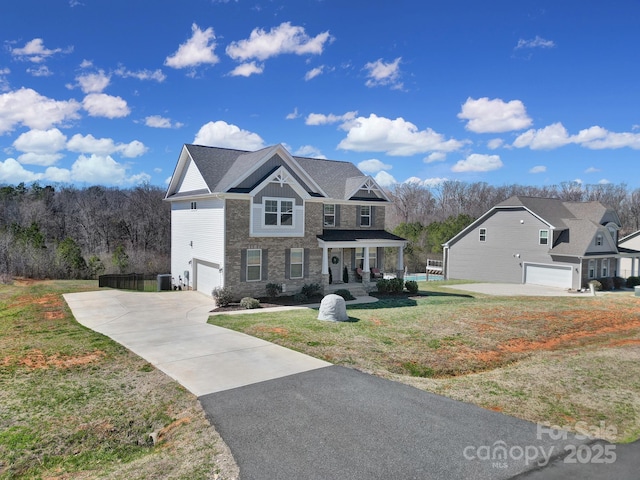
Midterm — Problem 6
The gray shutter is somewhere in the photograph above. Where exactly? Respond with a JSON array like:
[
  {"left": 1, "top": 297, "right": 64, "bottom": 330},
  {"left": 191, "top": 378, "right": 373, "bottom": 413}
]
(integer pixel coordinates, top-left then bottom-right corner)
[
  {"left": 370, "top": 206, "right": 376, "bottom": 228},
  {"left": 335, "top": 205, "right": 341, "bottom": 227},
  {"left": 356, "top": 206, "right": 361, "bottom": 227},
  {"left": 284, "top": 249, "right": 290, "bottom": 280},
  {"left": 304, "top": 248, "right": 310, "bottom": 278},
  {"left": 240, "top": 249, "right": 247, "bottom": 282},
  {"left": 377, "top": 247, "right": 384, "bottom": 270},
  {"left": 262, "top": 249, "right": 268, "bottom": 281}
]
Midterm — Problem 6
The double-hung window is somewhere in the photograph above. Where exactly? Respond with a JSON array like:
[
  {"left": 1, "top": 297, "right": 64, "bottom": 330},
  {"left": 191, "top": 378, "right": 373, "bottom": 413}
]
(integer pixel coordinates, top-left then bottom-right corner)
[
  {"left": 588, "top": 259, "right": 596, "bottom": 279},
  {"left": 264, "top": 198, "right": 294, "bottom": 227},
  {"left": 247, "top": 249, "right": 262, "bottom": 281},
  {"left": 324, "top": 204, "right": 335, "bottom": 227},
  {"left": 595, "top": 234, "right": 603, "bottom": 246},
  {"left": 539, "top": 229, "right": 549, "bottom": 245},
  {"left": 360, "top": 205, "right": 371, "bottom": 227},
  {"left": 479, "top": 228, "right": 487, "bottom": 242},
  {"left": 290, "top": 248, "right": 304, "bottom": 279},
  {"left": 601, "top": 259, "right": 609, "bottom": 277}
]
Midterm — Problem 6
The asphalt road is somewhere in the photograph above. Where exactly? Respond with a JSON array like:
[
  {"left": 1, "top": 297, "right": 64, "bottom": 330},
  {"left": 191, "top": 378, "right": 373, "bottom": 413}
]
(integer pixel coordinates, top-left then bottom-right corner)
[{"left": 200, "top": 366, "right": 628, "bottom": 480}]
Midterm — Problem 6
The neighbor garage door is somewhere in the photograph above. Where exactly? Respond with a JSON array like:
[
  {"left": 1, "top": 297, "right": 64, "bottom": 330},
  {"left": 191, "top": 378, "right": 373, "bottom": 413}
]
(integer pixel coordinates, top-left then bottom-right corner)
[
  {"left": 524, "top": 263, "right": 572, "bottom": 288},
  {"left": 195, "top": 261, "right": 221, "bottom": 296}
]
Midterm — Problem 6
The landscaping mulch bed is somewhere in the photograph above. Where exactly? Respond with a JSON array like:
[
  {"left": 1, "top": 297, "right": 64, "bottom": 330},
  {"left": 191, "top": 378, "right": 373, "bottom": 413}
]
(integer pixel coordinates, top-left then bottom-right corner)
[{"left": 211, "top": 295, "right": 324, "bottom": 312}]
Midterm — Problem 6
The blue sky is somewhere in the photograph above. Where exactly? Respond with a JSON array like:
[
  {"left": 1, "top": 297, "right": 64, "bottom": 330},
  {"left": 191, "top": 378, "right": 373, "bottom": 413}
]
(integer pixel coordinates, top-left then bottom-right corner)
[{"left": 1, "top": 0, "right": 639, "bottom": 189}]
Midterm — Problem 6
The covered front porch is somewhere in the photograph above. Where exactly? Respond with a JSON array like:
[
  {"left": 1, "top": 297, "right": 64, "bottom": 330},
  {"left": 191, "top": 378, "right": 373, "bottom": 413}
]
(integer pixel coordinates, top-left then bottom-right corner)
[{"left": 317, "top": 230, "right": 407, "bottom": 293}]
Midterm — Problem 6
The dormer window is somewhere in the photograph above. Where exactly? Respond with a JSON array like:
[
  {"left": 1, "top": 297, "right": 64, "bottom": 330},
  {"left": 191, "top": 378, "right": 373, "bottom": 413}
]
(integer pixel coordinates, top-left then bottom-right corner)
[
  {"left": 264, "top": 198, "right": 294, "bottom": 227},
  {"left": 595, "top": 234, "right": 603, "bottom": 246}
]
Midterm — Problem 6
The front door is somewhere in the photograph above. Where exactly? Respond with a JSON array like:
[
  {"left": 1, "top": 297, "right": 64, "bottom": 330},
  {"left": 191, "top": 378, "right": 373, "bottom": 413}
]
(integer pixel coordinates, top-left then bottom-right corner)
[{"left": 330, "top": 248, "right": 343, "bottom": 283}]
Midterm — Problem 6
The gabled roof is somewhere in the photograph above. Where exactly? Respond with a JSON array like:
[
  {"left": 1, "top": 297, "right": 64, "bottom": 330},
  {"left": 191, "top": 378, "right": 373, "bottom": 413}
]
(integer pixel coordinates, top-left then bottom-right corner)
[
  {"left": 445, "top": 195, "right": 621, "bottom": 257},
  {"left": 165, "top": 144, "right": 390, "bottom": 203}
]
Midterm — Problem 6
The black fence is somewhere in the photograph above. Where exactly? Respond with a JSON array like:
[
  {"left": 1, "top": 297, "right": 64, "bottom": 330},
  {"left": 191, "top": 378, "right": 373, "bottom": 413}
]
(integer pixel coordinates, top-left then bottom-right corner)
[{"left": 98, "top": 273, "right": 160, "bottom": 292}]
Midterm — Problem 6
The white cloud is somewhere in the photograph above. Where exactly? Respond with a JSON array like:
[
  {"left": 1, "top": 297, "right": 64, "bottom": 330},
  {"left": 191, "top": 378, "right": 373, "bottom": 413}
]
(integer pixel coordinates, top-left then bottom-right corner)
[
  {"left": 82, "top": 93, "right": 130, "bottom": 118},
  {"left": 305, "top": 66, "right": 324, "bottom": 80},
  {"left": 286, "top": 107, "right": 300, "bottom": 120},
  {"left": 27, "top": 66, "right": 52, "bottom": 77},
  {"left": 226, "top": 22, "right": 332, "bottom": 62},
  {"left": 338, "top": 113, "right": 465, "bottom": 156},
  {"left": 306, "top": 111, "right": 357, "bottom": 126},
  {"left": 424, "top": 152, "right": 446, "bottom": 163},
  {"left": 70, "top": 154, "right": 149, "bottom": 185},
  {"left": 516, "top": 36, "right": 556, "bottom": 49},
  {"left": 228, "top": 61, "right": 264, "bottom": 77},
  {"left": 451, "top": 153, "right": 503, "bottom": 172},
  {"left": 598, "top": 178, "right": 611, "bottom": 185},
  {"left": 13, "top": 128, "right": 67, "bottom": 165},
  {"left": 114, "top": 66, "right": 166, "bottom": 82},
  {"left": 513, "top": 123, "right": 640, "bottom": 151},
  {"left": 374, "top": 171, "right": 397, "bottom": 187},
  {"left": 294, "top": 145, "right": 325, "bottom": 158},
  {"left": 165, "top": 23, "right": 219, "bottom": 69},
  {"left": 44, "top": 166, "right": 71, "bottom": 183},
  {"left": 513, "top": 122, "right": 571, "bottom": 150},
  {"left": 529, "top": 165, "right": 547, "bottom": 173},
  {"left": 358, "top": 159, "right": 392, "bottom": 173},
  {"left": 145, "top": 115, "right": 183, "bottom": 129},
  {"left": 0, "top": 158, "right": 43, "bottom": 182},
  {"left": 487, "top": 138, "right": 504, "bottom": 150},
  {"left": 422, "top": 177, "right": 449, "bottom": 187},
  {"left": 0, "top": 68, "right": 9, "bottom": 92},
  {"left": 10, "top": 38, "right": 72, "bottom": 63},
  {"left": 67, "top": 133, "right": 147, "bottom": 157},
  {"left": 364, "top": 57, "right": 402, "bottom": 89},
  {"left": 0, "top": 88, "right": 81, "bottom": 134},
  {"left": 193, "top": 120, "right": 265, "bottom": 150},
  {"left": 76, "top": 70, "right": 110, "bottom": 93},
  {"left": 585, "top": 167, "right": 600, "bottom": 173},
  {"left": 458, "top": 97, "right": 532, "bottom": 133}
]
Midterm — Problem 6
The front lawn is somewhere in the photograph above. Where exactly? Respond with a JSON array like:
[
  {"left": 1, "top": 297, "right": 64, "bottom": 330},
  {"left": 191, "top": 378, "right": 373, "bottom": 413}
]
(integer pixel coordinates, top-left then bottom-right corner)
[{"left": 209, "top": 281, "right": 640, "bottom": 443}]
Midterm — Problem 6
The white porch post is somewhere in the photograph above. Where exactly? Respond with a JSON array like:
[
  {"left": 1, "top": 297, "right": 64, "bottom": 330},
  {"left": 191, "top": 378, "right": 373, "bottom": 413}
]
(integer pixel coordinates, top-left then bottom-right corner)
[
  {"left": 363, "top": 246, "right": 370, "bottom": 273},
  {"left": 321, "top": 245, "right": 329, "bottom": 275},
  {"left": 633, "top": 257, "right": 638, "bottom": 277},
  {"left": 396, "top": 245, "right": 405, "bottom": 279}
]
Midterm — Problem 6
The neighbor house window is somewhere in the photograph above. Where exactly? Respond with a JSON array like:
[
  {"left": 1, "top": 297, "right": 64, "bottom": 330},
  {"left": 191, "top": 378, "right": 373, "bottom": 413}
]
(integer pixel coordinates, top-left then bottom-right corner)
[
  {"left": 290, "top": 248, "right": 304, "bottom": 279},
  {"left": 360, "top": 205, "right": 371, "bottom": 227},
  {"left": 247, "top": 249, "right": 262, "bottom": 281},
  {"left": 479, "top": 228, "right": 486, "bottom": 242},
  {"left": 324, "top": 204, "right": 335, "bottom": 227},
  {"left": 190, "top": 201, "right": 197, "bottom": 210},
  {"left": 588, "top": 259, "right": 596, "bottom": 279},
  {"left": 601, "top": 259, "right": 609, "bottom": 277},
  {"left": 539, "top": 230, "right": 549, "bottom": 245},
  {"left": 595, "top": 234, "right": 603, "bottom": 246},
  {"left": 264, "top": 198, "right": 294, "bottom": 227}
]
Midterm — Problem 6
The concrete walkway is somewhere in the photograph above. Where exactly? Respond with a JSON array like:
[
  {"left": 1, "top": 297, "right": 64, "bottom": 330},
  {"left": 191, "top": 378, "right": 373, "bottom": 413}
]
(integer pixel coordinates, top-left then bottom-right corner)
[{"left": 63, "top": 289, "right": 330, "bottom": 396}]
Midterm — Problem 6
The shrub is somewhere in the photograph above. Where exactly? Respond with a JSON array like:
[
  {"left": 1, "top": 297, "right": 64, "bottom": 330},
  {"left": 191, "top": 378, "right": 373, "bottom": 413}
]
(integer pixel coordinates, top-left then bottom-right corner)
[
  {"left": 293, "top": 293, "right": 308, "bottom": 303},
  {"left": 334, "top": 289, "right": 355, "bottom": 301},
  {"left": 598, "top": 277, "right": 614, "bottom": 291},
  {"left": 588, "top": 279, "right": 602, "bottom": 291},
  {"left": 329, "top": 267, "right": 333, "bottom": 285},
  {"left": 240, "top": 297, "right": 260, "bottom": 309},
  {"left": 388, "top": 277, "right": 405, "bottom": 294},
  {"left": 376, "top": 278, "right": 390, "bottom": 294},
  {"left": 626, "top": 276, "right": 640, "bottom": 288},
  {"left": 343, "top": 266, "right": 349, "bottom": 283},
  {"left": 212, "top": 287, "right": 233, "bottom": 307},
  {"left": 405, "top": 280, "right": 419, "bottom": 294},
  {"left": 612, "top": 276, "right": 626, "bottom": 290},
  {"left": 265, "top": 283, "right": 283, "bottom": 299},
  {"left": 301, "top": 282, "right": 322, "bottom": 298}
]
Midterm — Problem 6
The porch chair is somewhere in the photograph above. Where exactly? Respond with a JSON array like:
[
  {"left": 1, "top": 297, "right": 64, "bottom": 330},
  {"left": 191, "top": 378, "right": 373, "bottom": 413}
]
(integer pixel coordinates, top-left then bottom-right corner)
[{"left": 370, "top": 268, "right": 383, "bottom": 279}]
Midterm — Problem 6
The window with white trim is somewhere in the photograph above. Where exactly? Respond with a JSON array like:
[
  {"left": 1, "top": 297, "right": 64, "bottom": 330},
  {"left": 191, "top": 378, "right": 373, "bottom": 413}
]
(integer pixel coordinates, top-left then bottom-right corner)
[
  {"left": 360, "top": 205, "right": 371, "bottom": 227},
  {"left": 324, "top": 204, "right": 335, "bottom": 227},
  {"left": 539, "top": 229, "right": 549, "bottom": 245},
  {"left": 355, "top": 248, "right": 377, "bottom": 269},
  {"left": 290, "top": 248, "right": 304, "bottom": 279},
  {"left": 601, "top": 259, "right": 609, "bottom": 277},
  {"left": 247, "top": 249, "right": 262, "bottom": 281},
  {"left": 264, "top": 198, "right": 294, "bottom": 227},
  {"left": 588, "top": 259, "right": 596, "bottom": 279},
  {"left": 479, "top": 228, "right": 486, "bottom": 242},
  {"left": 595, "top": 234, "right": 603, "bottom": 246}
]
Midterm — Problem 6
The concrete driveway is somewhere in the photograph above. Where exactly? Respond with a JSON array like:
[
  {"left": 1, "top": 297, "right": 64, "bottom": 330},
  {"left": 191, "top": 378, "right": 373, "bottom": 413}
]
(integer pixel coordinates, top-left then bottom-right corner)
[{"left": 444, "top": 283, "right": 588, "bottom": 297}]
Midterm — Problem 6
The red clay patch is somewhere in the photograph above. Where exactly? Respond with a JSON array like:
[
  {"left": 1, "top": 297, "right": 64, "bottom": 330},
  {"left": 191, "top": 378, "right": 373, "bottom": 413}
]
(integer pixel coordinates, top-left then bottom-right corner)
[{"left": 18, "top": 349, "right": 106, "bottom": 370}]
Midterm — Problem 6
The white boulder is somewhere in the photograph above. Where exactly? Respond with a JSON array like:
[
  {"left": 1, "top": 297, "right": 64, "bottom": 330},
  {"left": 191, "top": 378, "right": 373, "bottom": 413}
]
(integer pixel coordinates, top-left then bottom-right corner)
[{"left": 317, "top": 294, "right": 349, "bottom": 322}]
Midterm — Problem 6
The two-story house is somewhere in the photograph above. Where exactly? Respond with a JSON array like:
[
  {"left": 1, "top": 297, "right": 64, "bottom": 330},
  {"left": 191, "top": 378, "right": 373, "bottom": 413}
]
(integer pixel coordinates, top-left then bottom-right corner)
[
  {"left": 443, "top": 196, "right": 623, "bottom": 290},
  {"left": 164, "top": 144, "right": 407, "bottom": 299}
]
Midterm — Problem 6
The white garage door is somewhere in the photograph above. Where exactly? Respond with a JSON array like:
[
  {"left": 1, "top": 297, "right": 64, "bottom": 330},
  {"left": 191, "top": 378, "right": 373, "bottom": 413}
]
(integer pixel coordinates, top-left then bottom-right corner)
[
  {"left": 195, "top": 261, "right": 221, "bottom": 296},
  {"left": 524, "top": 264, "right": 572, "bottom": 288}
]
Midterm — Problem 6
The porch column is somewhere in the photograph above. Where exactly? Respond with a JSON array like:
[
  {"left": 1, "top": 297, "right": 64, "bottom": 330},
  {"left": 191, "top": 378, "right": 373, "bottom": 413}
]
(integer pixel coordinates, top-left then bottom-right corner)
[
  {"left": 396, "top": 245, "right": 405, "bottom": 279},
  {"left": 321, "top": 245, "right": 329, "bottom": 275},
  {"left": 363, "top": 246, "right": 370, "bottom": 274}
]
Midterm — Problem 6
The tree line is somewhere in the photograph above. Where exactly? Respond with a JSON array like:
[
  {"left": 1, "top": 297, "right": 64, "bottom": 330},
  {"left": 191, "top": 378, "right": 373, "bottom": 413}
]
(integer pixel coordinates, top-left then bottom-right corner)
[
  {"left": 386, "top": 180, "right": 640, "bottom": 273},
  {"left": 0, "top": 182, "right": 170, "bottom": 282}
]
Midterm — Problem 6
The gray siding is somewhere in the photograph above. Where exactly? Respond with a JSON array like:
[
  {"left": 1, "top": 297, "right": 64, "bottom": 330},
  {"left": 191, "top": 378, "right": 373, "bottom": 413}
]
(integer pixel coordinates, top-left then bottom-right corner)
[{"left": 236, "top": 154, "right": 313, "bottom": 193}]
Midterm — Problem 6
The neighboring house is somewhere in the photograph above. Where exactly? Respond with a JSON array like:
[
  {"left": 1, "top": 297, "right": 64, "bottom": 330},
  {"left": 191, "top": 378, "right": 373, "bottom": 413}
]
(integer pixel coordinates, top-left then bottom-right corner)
[
  {"left": 442, "top": 196, "right": 629, "bottom": 290},
  {"left": 164, "top": 144, "right": 407, "bottom": 299},
  {"left": 618, "top": 230, "right": 640, "bottom": 278}
]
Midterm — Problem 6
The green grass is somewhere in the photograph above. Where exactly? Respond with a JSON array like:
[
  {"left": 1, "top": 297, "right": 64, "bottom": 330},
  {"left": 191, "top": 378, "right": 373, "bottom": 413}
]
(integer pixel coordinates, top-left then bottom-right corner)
[
  {"left": 0, "top": 280, "right": 236, "bottom": 479},
  {"left": 209, "top": 280, "right": 640, "bottom": 443}
]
